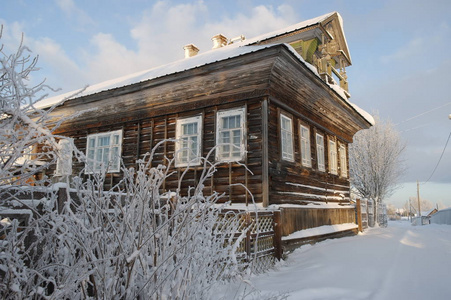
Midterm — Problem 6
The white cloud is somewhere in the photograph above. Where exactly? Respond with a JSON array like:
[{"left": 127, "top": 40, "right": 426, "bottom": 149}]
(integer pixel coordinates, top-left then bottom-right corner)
[
  {"left": 2, "top": 2, "right": 300, "bottom": 92},
  {"left": 380, "top": 37, "right": 423, "bottom": 64},
  {"left": 54, "top": 0, "right": 95, "bottom": 30},
  {"left": 380, "top": 21, "right": 450, "bottom": 65},
  {"left": 83, "top": 33, "right": 143, "bottom": 83},
  {"left": 32, "top": 37, "right": 85, "bottom": 87},
  {"left": 69, "top": 2, "right": 299, "bottom": 87},
  {"left": 0, "top": 20, "right": 26, "bottom": 52}
]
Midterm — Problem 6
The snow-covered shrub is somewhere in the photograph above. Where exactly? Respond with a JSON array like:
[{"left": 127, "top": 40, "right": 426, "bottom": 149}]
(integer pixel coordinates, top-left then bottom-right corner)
[{"left": 1, "top": 149, "right": 252, "bottom": 299}]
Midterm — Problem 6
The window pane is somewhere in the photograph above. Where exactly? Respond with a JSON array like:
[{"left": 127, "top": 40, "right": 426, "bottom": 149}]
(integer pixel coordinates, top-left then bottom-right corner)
[
  {"left": 88, "top": 149, "right": 95, "bottom": 160},
  {"left": 175, "top": 117, "right": 202, "bottom": 166},
  {"left": 233, "top": 115, "right": 240, "bottom": 128},
  {"left": 112, "top": 147, "right": 119, "bottom": 169},
  {"left": 222, "top": 117, "right": 229, "bottom": 129},
  {"left": 89, "top": 138, "right": 96, "bottom": 148},
  {"left": 217, "top": 109, "right": 245, "bottom": 161},
  {"left": 280, "top": 115, "right": 293, "bottom": 161},
  {"left": 221, "top": 131, "right": 230, "bottom": 144},
  {"left": 222, "top": 144, "right": 230, "bottom": 156},
  {"left": 86, "top": 130, "right": 122, "bottom": 173},
  {"left": 232, "top": 130, "right": 241, "bottom": 145},
  {"left": 103, "top": 148, "right": 110, "bottom": 165},
  {"left": 190, "top": 137, "right": 198, "bottom": 155},
  {"left": 317, "top": 134, "right": 325, "bottom": 171}
]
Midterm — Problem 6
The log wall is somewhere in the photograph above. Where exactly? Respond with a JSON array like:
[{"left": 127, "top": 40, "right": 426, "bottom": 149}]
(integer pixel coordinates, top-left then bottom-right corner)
[{"left": 50, "top": 99, "right": 266, "bottom": 203}]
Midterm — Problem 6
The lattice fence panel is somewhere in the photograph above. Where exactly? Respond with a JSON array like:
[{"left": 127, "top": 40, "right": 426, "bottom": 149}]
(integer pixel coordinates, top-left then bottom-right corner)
[{"left": 218, "top": 210, "right": 278, "bottom": 274}]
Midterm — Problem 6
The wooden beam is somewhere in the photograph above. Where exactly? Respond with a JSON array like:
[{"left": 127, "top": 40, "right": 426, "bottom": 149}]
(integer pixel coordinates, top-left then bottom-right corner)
[{"left": 262, "top": 99, "right": 269, "bottom": 207}]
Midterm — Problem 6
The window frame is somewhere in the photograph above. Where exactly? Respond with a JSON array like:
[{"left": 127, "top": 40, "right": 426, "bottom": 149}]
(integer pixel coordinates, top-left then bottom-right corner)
[
  {"left": 85, "top": 130, "right": 123, "bottom": 174},
  {"left": 339, "top": 143, "right": 348, "bottom": 178},
  {"left": 55, "top": 138, "right": 73, "bottom": 176},
  {"left": 329, "top": 138, "right": 338, "bottom": 175},
  {"left": 279, "top": 113, "right": 295, "bottom": 162},
  {"left": 175, "top": 115, "right": 203, "bottom": 167},
  {"left": 216, "top": 107, "right": 246, "bottom": 162},
  {"left": 299, "top": 123, "right": 311, "bottom": 167},
  {"left": 316, "top": 133, "right": 325, "bottom": 172}
]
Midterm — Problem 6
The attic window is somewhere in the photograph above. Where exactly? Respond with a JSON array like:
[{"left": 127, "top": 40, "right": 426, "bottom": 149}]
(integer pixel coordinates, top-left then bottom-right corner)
[{"left": 85, "top": 130, "right": 122, "bottom": 173}]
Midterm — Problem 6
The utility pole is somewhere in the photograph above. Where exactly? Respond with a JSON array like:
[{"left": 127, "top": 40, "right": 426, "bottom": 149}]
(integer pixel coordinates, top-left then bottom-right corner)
[
  {"left": 409, "top": 198, "right": 413, "bottom": 222},
  {"left": 417, "top": 180, "right": 422, "bottom": 226}
]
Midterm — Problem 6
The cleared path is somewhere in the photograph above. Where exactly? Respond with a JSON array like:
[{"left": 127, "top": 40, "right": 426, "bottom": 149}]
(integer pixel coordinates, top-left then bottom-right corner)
[{"left": 251, "top": 221, "right": 451, "bottom": 300}]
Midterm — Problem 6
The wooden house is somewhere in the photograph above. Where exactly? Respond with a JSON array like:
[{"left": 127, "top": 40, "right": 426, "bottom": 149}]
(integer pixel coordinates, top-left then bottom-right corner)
[{"left": 40, "top": 12, "right": 373, "bottom": 240}]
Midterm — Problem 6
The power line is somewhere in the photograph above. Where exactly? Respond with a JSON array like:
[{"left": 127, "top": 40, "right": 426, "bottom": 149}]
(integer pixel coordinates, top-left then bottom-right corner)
[
  {"left": 422, "top": 131, "right": 451, "bottom": 185},
  {"left": 395, "top": 101, "right": 451, "bottom": 126}
]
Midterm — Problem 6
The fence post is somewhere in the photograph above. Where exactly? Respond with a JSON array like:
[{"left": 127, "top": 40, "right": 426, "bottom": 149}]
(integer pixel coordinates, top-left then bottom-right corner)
[
  {"left": 356, "top": 199, "right": 363, "bottom": 232},
  {"left": 273, "top": 210, "right": 283, "bottom": 260},
  {"left": 245, "top": 212, "right": 252, "bottom": 261},
  {"left": 57, "top": 187, "right": 67, "bottom": 214}
]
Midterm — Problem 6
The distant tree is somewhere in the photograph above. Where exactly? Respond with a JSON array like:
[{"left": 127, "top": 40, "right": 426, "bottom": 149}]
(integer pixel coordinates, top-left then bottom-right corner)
[
  {"left": 409, "top": 197, "right": 434, "bottom": 214},
  {"left": 349, "top": 114, "right": 406, "bottom": 224}
]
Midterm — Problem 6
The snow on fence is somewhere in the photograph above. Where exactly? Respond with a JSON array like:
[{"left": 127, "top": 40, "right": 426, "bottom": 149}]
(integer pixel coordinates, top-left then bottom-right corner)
[
  {"left": 224, "top": 210, "right": 280, "bottom": 274},
  {"left": 1, "top": 186, "right": 281, "bottom": 275},
  {"left": 356, "top": 199, "right": 387, "bottom": 229},
  {"left": 367, "top": 199, "right": 375, "bottom": 227},
  {"left": 357, "top": 199, "right": 369, "bottom": 230},
  {"left": 377, "top": 202, "right": 388, "bottom": 227}
]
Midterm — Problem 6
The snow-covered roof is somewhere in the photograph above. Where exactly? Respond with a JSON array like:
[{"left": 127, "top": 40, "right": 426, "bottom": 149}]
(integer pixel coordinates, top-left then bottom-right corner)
[
  {"left": 36, "top": 12, "right": 372, "bottom": 125},
  {"left": 244, "top": 11, "right": 351, "bottom": 65},
  {"left": 244, "top": 11, "right": 336, "bottom": 45},
  {"left": 36, "top": 43, "right": 269, "bottom": 109}
]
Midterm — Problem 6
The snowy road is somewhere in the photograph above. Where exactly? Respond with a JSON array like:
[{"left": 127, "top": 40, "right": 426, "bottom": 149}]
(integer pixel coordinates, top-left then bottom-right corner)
[{"left": 251, "top": 221, "right": 451, "bottom": 300}]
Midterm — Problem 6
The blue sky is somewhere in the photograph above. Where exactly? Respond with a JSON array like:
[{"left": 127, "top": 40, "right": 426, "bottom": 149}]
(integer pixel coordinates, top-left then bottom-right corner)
[{"left": 2, "top": 0, "right": 450, "bottom": 208}]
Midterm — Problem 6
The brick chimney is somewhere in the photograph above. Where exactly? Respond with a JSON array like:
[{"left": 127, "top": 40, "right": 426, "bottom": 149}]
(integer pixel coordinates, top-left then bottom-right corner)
[
  {"left": 211, "top": 34, "right": 228, "bottom": 49},
  {"left": 183, "top": 44, "right": 199, "bottom": 58}
]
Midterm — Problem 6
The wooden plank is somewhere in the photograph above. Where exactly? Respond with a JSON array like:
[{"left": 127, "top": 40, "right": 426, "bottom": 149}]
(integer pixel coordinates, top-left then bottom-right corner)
[{"left": 262, "top": 99, "right": 269, "bottom": 208}]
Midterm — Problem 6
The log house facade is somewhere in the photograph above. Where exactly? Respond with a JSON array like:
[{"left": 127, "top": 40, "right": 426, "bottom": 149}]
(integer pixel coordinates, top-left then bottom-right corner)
[{"left": 42, "top": 12, "right": 372, "bottom": 238}]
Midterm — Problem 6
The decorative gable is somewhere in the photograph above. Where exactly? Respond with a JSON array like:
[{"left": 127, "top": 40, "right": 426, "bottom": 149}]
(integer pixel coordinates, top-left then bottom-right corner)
[{"left": 247, "top": 12, "right": 351, "bottom": 96}]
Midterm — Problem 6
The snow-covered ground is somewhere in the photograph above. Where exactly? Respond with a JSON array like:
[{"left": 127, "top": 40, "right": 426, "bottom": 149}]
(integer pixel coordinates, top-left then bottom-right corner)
[{"left": 247, "top": 221, "right": 451, "bottom": 299}]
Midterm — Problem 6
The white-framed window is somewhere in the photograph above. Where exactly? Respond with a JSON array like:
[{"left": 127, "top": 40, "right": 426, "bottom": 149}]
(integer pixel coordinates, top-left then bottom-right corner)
[
  {"left": 175, "top": 115, "right": 202, "bottom": 167},
  {"left": 216, "top": 107, "right": 246, "bottom": 161},
  {"left": 280, "top": 113, "right": 294, "bottom": 161},
  {"left": 55, "top": 138, "right": 73, "bottom": 176},
  {"left": 329, "top": 139, "right": 338, "bottom": 175},
  {"left": 339, "top": 144, "right": 347, "bottom": 177},
  {"left": 316, "top": 133, "right": 325, "bottom": 172},
  {"left": 300, "top": 124, "right": 311, "bottom": 167},
  {"left": 85, "top": 130, "right": 122, "bottom": 173}
]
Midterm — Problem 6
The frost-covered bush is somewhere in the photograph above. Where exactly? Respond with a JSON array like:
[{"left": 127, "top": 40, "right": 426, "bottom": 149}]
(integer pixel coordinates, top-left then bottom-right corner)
[
  {"left": 0, "top": 30, "right": 64, "bottom": 188},
  {"left": 1, "top": 150, "right": 252, "bottom": 299}
]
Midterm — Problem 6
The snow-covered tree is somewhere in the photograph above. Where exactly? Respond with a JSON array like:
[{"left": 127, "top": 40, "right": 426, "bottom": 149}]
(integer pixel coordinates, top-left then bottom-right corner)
[
  {"left": 349, "top": 114, "right": 406, "bottom": 224},
  {"left": 0, "top": 30, "right": 66, "bottom": 188}
]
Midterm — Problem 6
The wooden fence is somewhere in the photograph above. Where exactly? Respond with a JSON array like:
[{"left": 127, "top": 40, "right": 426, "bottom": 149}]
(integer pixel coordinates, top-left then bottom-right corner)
[
  {"left": 1, "top": 187, "right": 282, "bottom": 274},
  {"left": 356, "top": 198, "right": 388, "bottom": 230},
  {"left": 221, "top": 210, "right": 281, "bottom": 273}
]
